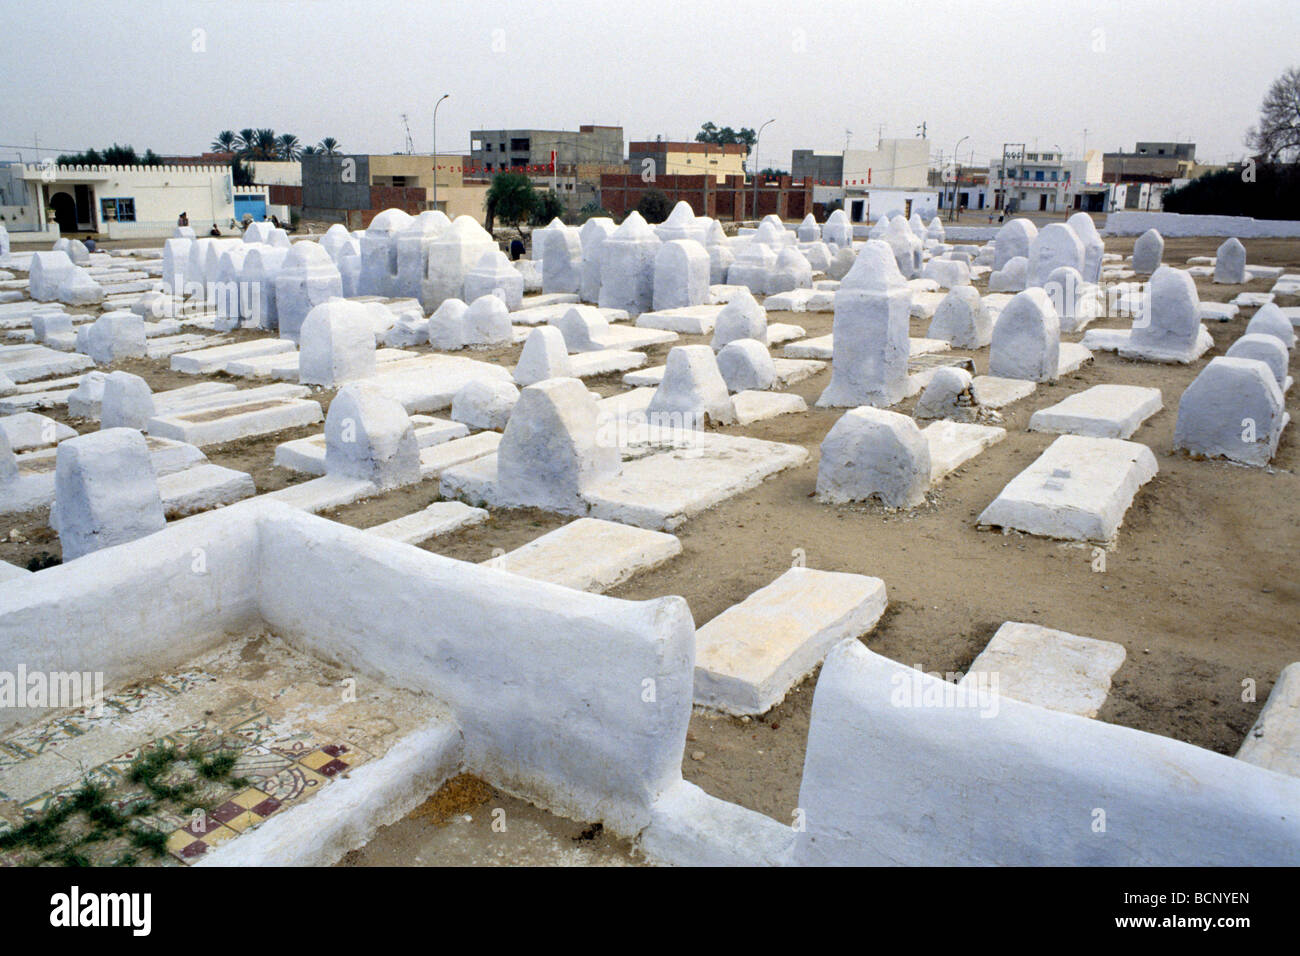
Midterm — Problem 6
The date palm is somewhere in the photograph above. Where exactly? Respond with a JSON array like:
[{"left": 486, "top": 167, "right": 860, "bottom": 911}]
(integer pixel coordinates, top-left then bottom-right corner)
[
  {"left": 317, "top": 137, "right": 341, "bottom": 156},
  {"left": 210, "top": 130, "right": 237, "bottom": 153},
  {"left": 276, "top": 133, "right": 302, "bottom": 161}
]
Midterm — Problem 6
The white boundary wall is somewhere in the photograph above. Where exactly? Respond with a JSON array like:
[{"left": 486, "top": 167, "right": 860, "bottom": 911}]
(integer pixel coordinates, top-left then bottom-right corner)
[{"left": 1103, "top": 211, "right": 1300, "bottom": 238}]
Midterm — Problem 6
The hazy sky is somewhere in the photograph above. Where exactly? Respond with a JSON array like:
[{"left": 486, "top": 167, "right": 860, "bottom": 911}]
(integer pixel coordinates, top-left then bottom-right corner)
[{"left": 0, "top": 0, "right": 1294, "bottom": 169}]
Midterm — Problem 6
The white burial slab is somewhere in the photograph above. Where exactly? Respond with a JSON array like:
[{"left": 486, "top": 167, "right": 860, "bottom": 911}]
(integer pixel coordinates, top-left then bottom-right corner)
[
  {"left": 923, "top": 420, "right": 1007, "bottom": 482},
  {"left": 1029, "top": 385, "right": 1163, "bottom": 439},
  {"left": 1231, "top": 292, "right": 1275, "bottom": 308},
  {"left": 275, "top": 417, "right": 469, "bottom": 475},
  {"left": 978, "top": 435, "right": 1158, "bottom": 543},
  {"left": 0, "top": 344, "right": 93, "bottom": 383},
  {"left": 731, "top": 390, "right": 807, "bottom": 425},
  {"left": 171, "top": 338, "right": 295, "bottom": 374},
  {"left": 1057, "top": 342, "right": 1093, "bottom": 376},
  {"left": 1200, "top": 302, "right": 1239, "bottom": 322},
  {"left": 763, "top": 288, "right": 835, "bottom": 313},
  {"left": 970, "top": 375, "right": 1037, "bottom": 409},
  {"left": 958, "top": 621, "right": 1126, "bottom": 718},
  {"left": 261, "top": 473, "right": 378, "bottom": 513},
  {"left": 511, "top": 303, "right": 628, "bottom": 327},
  {"left": 363, "top": 355, "right": 514, "bottom": 414},
  {"left": 156, "top": 463, "right": 256, "bottom": 517},
  {"left": 635, "top": 305, "right": 723, "bottom": 334},
  {"left": 782, "top": 335, "right": 950, "bottom": 361},
  {"left": 1237, "top": 663, "right": 1300, "bottom": 779},
  {"left": 147, "top": 333, "right": 228, "bottom": 360},
  {"left": 629, "top": 356, "right": 824, "bottom": 390},
  {"left": 568, "top": 349, "right": 646, "bottom": 377},
  {"left": 694, "top": 567, "right": 888, "bottom": 716},
  {"left": 418, "top": 431, "right": 502, "bottom": 479},
  {"left": 482, "top": 517, "right": 681, "bottom": 592},
  {"left": 0, "top": 412, "right": 76, "bottom": 452},
  {"left": 766, "top": 323, "right": 805, "bottom": 344},
  {"left": 148, "top": 396, "right": 323, "bottom": 446},
  {"left": 365, "top": 501, "right": 489, "bottom": 545}
]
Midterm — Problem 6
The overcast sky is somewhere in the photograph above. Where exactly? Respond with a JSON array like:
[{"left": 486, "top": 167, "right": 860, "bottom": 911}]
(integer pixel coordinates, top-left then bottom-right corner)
[{"left": 0, "top": 0, "right": 1293, "bottom": 169}]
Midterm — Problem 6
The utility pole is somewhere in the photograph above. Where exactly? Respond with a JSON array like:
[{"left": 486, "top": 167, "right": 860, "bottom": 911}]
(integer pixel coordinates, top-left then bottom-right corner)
[
  {"left": 401, "top": 114, "right": 414, "bottom": 155},
  {"left": 432, "top": 93, "right": 449, "bottom": 213},
  {"left": 752, "top": 118, "right": 774, "bottom": 221}
]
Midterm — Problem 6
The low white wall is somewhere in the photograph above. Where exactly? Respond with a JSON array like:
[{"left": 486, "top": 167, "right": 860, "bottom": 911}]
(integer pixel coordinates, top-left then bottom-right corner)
[
  {"left": 794, "top": 640, "right": 1300, "bottom": 865},
  {"left": 1103, "top": 211, "right": 1300, "bottom": 238},
  {"left": 0, "top": 503, "right": 263, "bottom": 731},
  {"left": 254, "top": 507, "right": 696, "bottom": 836}
]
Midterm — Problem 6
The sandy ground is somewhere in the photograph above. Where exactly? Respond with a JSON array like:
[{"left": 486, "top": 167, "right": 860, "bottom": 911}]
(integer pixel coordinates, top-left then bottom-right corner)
[{"left": 4, "top": 234, "right": 1298, "bottom": 852}]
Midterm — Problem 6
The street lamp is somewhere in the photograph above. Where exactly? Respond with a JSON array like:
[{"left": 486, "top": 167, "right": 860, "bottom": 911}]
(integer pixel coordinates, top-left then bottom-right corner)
[
  {"left": 751, "top": 118, "right": 774, "bottom": 222},
  {"left": 432, "top": 93, "right": 450, "bottom": 212},
  {"left": 951, "top": 135, "right": 969, "bottom": 222}
]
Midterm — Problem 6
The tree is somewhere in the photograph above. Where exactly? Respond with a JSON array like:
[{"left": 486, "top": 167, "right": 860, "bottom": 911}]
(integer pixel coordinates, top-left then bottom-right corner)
[
  {"left": 531, "top": 189, "right": 565, "bottom": 225},
  {"left": 276, "top": 133, "right": 302, "bottom": 161},
  {"left": 695, "top": 122, "right": 757, "bottom": 154},
  {"left": 231, "top": 155, "right": 254, "bottom": 187},
  {"left": 578, "top": 200, "right": 613, "bottom": 222},
  {"left": 636, "top": 188, "right": 673, "bottom": 224},
  {"left": 211, "top": 130, "right": 237, "bottom": 153},
  {"left": 56, "top": 143, "right": 160, "bottom": 166},
  {"left": 250, "top": 129, "right": 279, "bottom": 160},
  {"left": 1162, "top": 163, "right": 1300, "bottom": 221},
  {"left": 1246, "top": 66, "right": 1300, "bottom": 162},
  {"left": 317, "top": 137, "right": 341, "bottom": 156},
  {"left": 300, "top": 145, "right": 318, "bottom": 156},
  {"left": 235, "top": 129, "right": 257, "bottom": 154},
  {"left": 486, "top": 172, "right": 537, "bottom": 232},
  {"left": 760, "top": 167, "right": 789, "bottom": 178}
]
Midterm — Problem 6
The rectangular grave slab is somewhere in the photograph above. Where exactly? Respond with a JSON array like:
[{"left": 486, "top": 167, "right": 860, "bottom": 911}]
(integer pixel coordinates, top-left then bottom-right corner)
[
  {"left": 978, "top": 434, "right": 1158, "bottom": 543},
  {"left": 694, "top": 567, "right": 888, "bottom": 715},
  {"left": 170, "top": 338, "right": 296, "bottom": 374},
  {"left": 569, "top": 349, "right": 646, "bottom": 377},
  {"left": 635, "top": 305, "right": 722, "bottom": 334},
  {"left": 419, "top": 431, "right": 501, "bottom": 479},
  {"left": 157, "top": 463, "right": 256, "bottom": 517},
  {"left": 732, "top": 390, "right": 807, "bottom": 425},
  {"left": 365, "top": 501, "right": 489, "bottom": 545},
  {"left": 766, "top": 323, "right": 805, "bottom": 345},
  {"left": 148, "top": 397, "right": 323, "bottom": 446},
  {"left": 782, "top": 335, "right": 948, "bottom": 361},
  {"left": 510, "top": 304, "right": 627, "bottom": 327},
  {"left": 1237, "top": 663, "right": 1300, "bottom": 779},
  {"left": 1057, "top": 342, "right": 1093, "bottom": 375},
  {"left": 277, "top": 418, "right": 469, "bottom": 475},
  {"left": 1029, "top": 385, "right": 1163, "bottom": 439},
  {"left": 146, "top": 334, "right": 227, "bottom": 360},
  {"left": 764, "top": 289, "right": 835, "bottom": 313},
  {"left": 924, "top": 421, "right": 1006, "bottom": 481},
  {"left": 261, "top": 473, "right": 378, "bottom": 512},
  {"left": 1200, "top": 303, "right": 1239, "bottom": 322},
  {"left": 365, "top": 355, "right": 514, "bottom": 414},
  {"left": 482, "top": 517, "right": 681, "bottom": 592},
  {"left": 0, "top": 412, "right": 76, "bottom": 452},
  {"left": 0, "top": 345, "right": 93, "bottom": 383},
  {"left": 958, "top": 621, "right": 1126, "bottom": 718}
]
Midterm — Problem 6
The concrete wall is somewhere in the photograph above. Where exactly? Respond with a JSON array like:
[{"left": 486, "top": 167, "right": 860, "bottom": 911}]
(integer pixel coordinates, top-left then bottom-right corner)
[
  {"left": 843, "top": 139, "right": 931, "bottom": 189},
  {"left": 1102, "top": 211, "right": 1300, "bottom": 237}
]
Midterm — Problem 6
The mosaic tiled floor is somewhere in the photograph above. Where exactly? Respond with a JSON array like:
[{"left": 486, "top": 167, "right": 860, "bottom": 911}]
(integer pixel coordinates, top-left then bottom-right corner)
[{"left": 0, "top": 632, "right": 443, "bottom": 866}]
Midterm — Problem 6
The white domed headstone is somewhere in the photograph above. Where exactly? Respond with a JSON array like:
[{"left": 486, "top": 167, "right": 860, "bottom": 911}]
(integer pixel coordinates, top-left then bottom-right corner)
[
  {"left": 927, "top": 286, "right": 991, "bottom": 348},
  {"left": 716, "top": 338, "right": 777, "bottom": 392},
  {"left": 989, "top": 288, "right": 1061, "bottom": 382},
  {"left": 1245, "top": 303, "right": 1296, "bottom": 350},
  {"left": 711, "top": 289, "right": 767, "bottom": 350},
  {"left": 816, "top": 407, "right": 931, "bottom": 507},
  {"left": 1174, "top": 357, "right": 1286, "bottom": 466},
  {"left": 1131, "top": 228, "right": 1164, "bottom": 275},
  {"left": 646, "top": 344, "right": 736, "bottom": 425},
  {"left": 1213, "top": 238, "right": 1247, "bottom": 284}
]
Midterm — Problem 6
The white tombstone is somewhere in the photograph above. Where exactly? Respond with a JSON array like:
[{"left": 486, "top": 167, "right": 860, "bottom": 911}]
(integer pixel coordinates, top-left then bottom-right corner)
[
  {"left": 243, "top": 222, "right": 274, "bottom": 244},
  {"left": 989, "top": 287, "right": 1061, "bottom": 382},
  {"left": 579, "top": 218, "right": 616, "bottom": 303},
  {"left": 1213, "top": 238, "right": 1247, "bottom": 284},
  {"left": 652, "top": 239, "right": 711, "bottom": 311},
  {"left": 1044, "top": 265, "right": 1091, "bottom": 333},
  {"left": 988, "top": 256, "right": 1028, "bottom": 293},
  {"left": 801, "top": 241, "right": 832, "bottom": 273},
  {"left": 822, "top": 209, "right": 854, "bottom": 249},
  {"left": 394, "top": 210, "right": 450, "bottom": 301},
  {"left": 173, "top": 226, "right": 196, "bottom": 240},
  {"left": 1174, "top": 357, "right": 1287, "bottom": 466},
  {"left": 704, "top": 220, "right": 735, "bottom": 285},
  {"left": 462, "top": 294, "right": 512, "bottom": 347},
  {"left": 1226, "top": 334, "right": 1290, "bottom": 390},
  {"left": 796, "top": 214, "right": 820, "bottom": 243},
  {"left": 212, "top": 245, "right": 252, "bottom": 329},
  {"left": 464, "top": 249, "right": 525, "bottom": 311},
  {"left": 925, "top": 217, "right": 946, "bottom": 244},
  {"left": 768, "top": 247, "right": 813, "bottom": 294},
  {"left": 84, "top": 312, "right": 147, "bottom": 365},
  {"left": 539, "top": 220, "right": 583, "bottom": 295},
  {"left": 1245, "top": 303, "right": 1296, "bottom": 350},
  {"left": 324, "top": 382, "right": 422, "bottom": 489},
  {"left": 32, "top": 311, "right": 73, "bottom": 343},
  {"left": 298, "top": 301, "right": 378, "bottom": 386},
  {"left": 422, "top": 216, "right": 498, "bottom": 313},
  {"left": 598, "top": 211, "right": 661, "bottom": 315},
  {"left": 382, "top": 307, "right": 429, "bottom": 348},
  {"left": 53, "top": 429, "right": 166, "bottom": 560},
  {"left": 57, "top": 267, "right": 104, "bottom": 306},
  {"left": 1028, "top": 223, "right": 1084, "bottom": 287},
  {"left": 550, "top": 304, "right": 612, "bottom": 352},
  {"left": 1067, "top": 212, "right": 1105, "bottom": 284},
  {"left": 496, "top": 377, "right": 621, "bottom": 514},
  {"left": 29, "top": 251, "right": 76, "bottom": 302},
  {"left": 100, "top": 371, "right": 156, "bottom": 430},
  {"left": 514, "top": 325, "right": 573, "bottom": 385},
  {"left": 1132, "top": 228, "right": 1164, "bottom": 275},
  {"left": 66, "top": 371, "right": 109, "bottom": 419},
  {"left": 451, "top": 379, "right": 520, "bottom": 431},
  {"left": 710, "top": 288, "right": 768, "bottom": 350},
  {"left": 337, "top": 240, "right": 362, "bottom": 298},
  {"left": 927, "top": 286, "right": 992, "bottom": 348},
  {"left": 994, "top": 218, "right": 1038, "bottom": 270},
  {"left": 428, "top": 298, "right": 470, "bottom": 350},
  {"left": 817, "top": 239, "right": 912, "bottom": 408},
  {"left": 753, "top": 217, "right": 793, "bottom": 249},
  {"left": 359, "top": 208, "right": 414, "bottom": 297},
  {"left": 826, "top": 245, "right": 856, "bottom": 281},
  {"left": 240, "top": 244, "right": 288, "bottom": 330},
  {"left": 274, "top": 242, "right": 344, "bottom": 343},
  {"left": 921, "top": 258, "right": 970, "bottom": 289},
  {"left": 716, "top": 338, "right": 777, "bottom": 392},
  {"left": 726, "top": 242, "right": 777, "bottom": 294},
  {"left": 647, "top": 344, "right": 736, "bottom": 425},
  {"left": 914, "top": 366, "right": 981, "bottom": 422},
  {"left": 319, "top": 223, "right": 352, "bottom": 263},
  {"left": 162, "top": 237, "right": 194, "bottom": 294},
  {"left": 883, "top": 216, "right": 923, "bottom": 278},
  {"left": 54, "top": 236, "right": 89, "bottom": 265},
  {"left": 656, "top": 202, "right": 705, "bottom": 243},
  {"left": 816, "top": 407, "right": 931, "bottom": 507},
  {"left": 530, "top": 217, "right": 566, "bottom": 273},
  {"left": 0, "top": 222, "right": 8, "bottom": 257},
  {"left": 1127, "top": 266, "right": 1204, "bottom": 362}
]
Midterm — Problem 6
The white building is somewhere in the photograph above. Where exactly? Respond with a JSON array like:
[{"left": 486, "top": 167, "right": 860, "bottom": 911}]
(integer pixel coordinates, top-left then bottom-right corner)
[
  {"left": 840, "top": 138, "right": 937, "bottom": 223},
  {"left": 990, "top": 149, "right": 1109, "bottom": 214},
  {"left": 0, "top": 162, "right": 235, "bottom": 239}
]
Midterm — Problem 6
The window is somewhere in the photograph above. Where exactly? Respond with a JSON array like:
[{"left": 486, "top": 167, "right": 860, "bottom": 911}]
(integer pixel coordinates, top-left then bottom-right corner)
[
  {"left": 510, "top": 138, "right": 530, "bottom": 152},
  {"left": 1051, "top": 171, "right": 1058, "bottom": 181},
  {"left": 1035, "top": 170, "right": 1044, "bottom": 181},
  {"left": 485, "top": 143, "right": 493, "bottom": 152},
  {"left": 100, "top": 197, "right": 135, "bottom": 222}
]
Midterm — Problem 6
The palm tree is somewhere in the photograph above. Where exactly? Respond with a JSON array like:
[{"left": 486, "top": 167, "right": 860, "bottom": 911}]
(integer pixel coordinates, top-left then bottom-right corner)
[
  {"left": 252, "top": 129, "right": 279, "bottom": 160},
  {"left": 317, "top": 137, "right": 341, "bottom": 156},
  {"left": 276, "top": 133, "right": 302, "bottom": 161},
  {"left": 210, "top": 130, "right": 237, "bottom": 153},
  {"left": 300, "top": 145, "right": 318, "bottom": 156},
  {"left": 235, "top": 128, "right": 257, "bottom": 155}
]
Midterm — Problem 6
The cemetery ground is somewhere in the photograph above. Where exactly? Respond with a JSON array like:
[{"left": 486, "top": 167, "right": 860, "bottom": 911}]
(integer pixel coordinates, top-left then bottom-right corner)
[{"left": 3, "top": 232, "right": 1296, "bottom": 862}]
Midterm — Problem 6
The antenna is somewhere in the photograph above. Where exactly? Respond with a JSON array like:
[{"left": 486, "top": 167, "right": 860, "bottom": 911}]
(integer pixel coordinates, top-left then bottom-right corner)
[
  {"left": 916, "top": 121, "right": 927, "bottom": 139},
  {"left": 845, "top": 128, "right": 852, "bottom": 151},
  {"left": 401, "top": 114, "right": 414, "bottom": 155}
]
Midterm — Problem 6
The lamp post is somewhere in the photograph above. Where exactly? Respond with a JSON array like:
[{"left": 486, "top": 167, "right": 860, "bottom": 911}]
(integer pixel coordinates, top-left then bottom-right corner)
[
  {"left": 432, "top": 93, "right": 449, "bottom": 212},
  {"left": 751, "top": 118, "right": 774, "bottom": 222},
  {"left": 951, "top": 135, "right": 969, "bottom": 222}
]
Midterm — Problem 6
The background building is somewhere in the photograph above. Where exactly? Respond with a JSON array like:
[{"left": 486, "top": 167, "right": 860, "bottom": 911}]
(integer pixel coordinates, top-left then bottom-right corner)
[
  {"left": 599, "top": 172, "right": 812, "bottom": 221},
  {"left": 469, "top": 125, "right": 624, "bottom": 174},
  {"left": 627, "top": 140, "right": 749, "bottom": 183},
  {"left": 990, "top": 148, "right": 1108, "bottom": 213},
  {"left": 300, "top": 153, "right": 488, "bottom": 227}
]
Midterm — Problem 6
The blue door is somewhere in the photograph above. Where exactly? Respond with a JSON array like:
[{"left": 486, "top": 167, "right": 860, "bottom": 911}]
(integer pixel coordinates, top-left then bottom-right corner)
[{"left": 234, "top": 193, "right": 267, "bottom": 221}]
